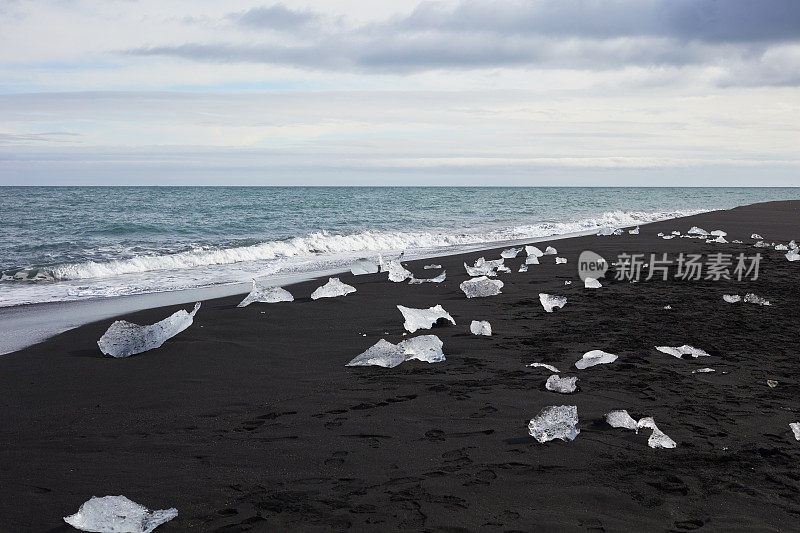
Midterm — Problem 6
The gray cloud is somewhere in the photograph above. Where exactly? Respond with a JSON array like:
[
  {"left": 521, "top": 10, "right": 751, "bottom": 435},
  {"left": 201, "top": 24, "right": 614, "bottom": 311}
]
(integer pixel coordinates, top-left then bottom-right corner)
[{"left": 229, "top": 4, "right": 318, "bottom": 31}]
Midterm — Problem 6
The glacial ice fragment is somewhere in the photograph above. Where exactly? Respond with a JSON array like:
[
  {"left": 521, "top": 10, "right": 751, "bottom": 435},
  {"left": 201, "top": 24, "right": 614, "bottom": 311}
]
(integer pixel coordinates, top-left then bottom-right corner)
[
  {"left": 710, "top": 230, "right": 727, "bottom": 237},
  {"left": 743, "top": 293, "right": 770, "bottom": 306},
  {"left": 754, "top": 240, "right": 770, "bottom": 248},
  {"left": 409, "top": 270, "right": 446, "bottom": 284},
  {"left": 687, "top": 226, "right": 709, "bottom": 236},
  {"left": 63, "top": 495, "right": 177, "bottom": 533},
  {"left": 555, "top": 257, "right": 567, "bottom": 264},
  {"left": 469, "top": 320, "right": 492, "bottom": 336},
  {"left": 786, "top": 249, "right": 800, "bottom": 262},
  {"left": 662, "top": 235, "right": 675, "bottom": 240},
  {"left": 311, "top": 277, "right": 356, "bottom": 300},
  {"left": 584, "top": 277, "right": 602, "bottom": 289},
  {"left": 460, "top": 276, "right": 503, "bottom": 298},
  {"left": 790, "top": 422, "right": 800, "bottom": 441},
  {"left": 545, "top": 374, "right": 578, "bottom": 394},
  {"left": 612, "top": 229, "right": 623, "bottom": 235},
  {"left": 706, "top": 236, "right": 727, "bottom": 243},
  {"left": 527, "top": 362, "right": 560, "bottom": 372},
  {"left": 528, "top": 405, "right": 579, "bottom": 443},
  {"left": 387, "top": 261, "right": 413, "bottom": 282},
  {"left": 565, "top": 280, "right": 572, "bottom": 285},
  {"left": 501, "top": 247, "right": 523, "bottom": 258},
  {"left": 767, "top": 379, "right": 778, "bottom": 388},
  {"left": 518, "top": 263, "right": 528, "bottom": 272},
  {"left": 424, "top": 264, "right": 442, "bottom": 269},
  {"left": 637, "top": 417, "right": 677, "bottom": 449},
  {"left": 629, "top": 226, "right": 640, "bottom": 235},
  {"left": 237, "top": 281, "right": 293, "bottom": 307},
  {"left": 346, "top": 339, "right": 408, "bottom": 368},
  {"left": 539, "top": 293, "right": 567, "bottom": 313},
  {"left": 692, "top": 368, "right": 716, "bottom": 373},
  {"left": 751, "top": 233, "right": 763, "bottom": 239},
  {"left": 497, "top": 265, "right": 511, "bottom": 273},
  {"left": 525, "top": 255, "right": 540, "bottom": 265},
  {"left": 464, "top": 257, "right": 503, "bottom": 276},
  {"left": 526, "top": 245, "right": 544, "bottom": 257},
  {"left": 544, "top": 246, "right": 557, "bottom": 255},
  {"left": 399, "top": 334, "right": 445, "bottom": 363},
  {"left": 655, "top": 345, "right": 709, "bottom": 358},
  {"left": 775, "top": 244, "right": 788, "bottom": 251},
  {"left": 97, "top": 302, "right": 200, "bottom": 358},
  {"left": 397, "top": 304, "right": 455, "bottom": 333},
  {"left": 605, "top": 410, "right": 639, "bottom": 431},
  {"left": 575, "top": 350, "right": 618, "bottom": 369},
  {"left": 350, "top": 260, "right": 379, "bottom": 275},
  {"left": 723, "top": 294, "right": 741, "bottom": 303}
]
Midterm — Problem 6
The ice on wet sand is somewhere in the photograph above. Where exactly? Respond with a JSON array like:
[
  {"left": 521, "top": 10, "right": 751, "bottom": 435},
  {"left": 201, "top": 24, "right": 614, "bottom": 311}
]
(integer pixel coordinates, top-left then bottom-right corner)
[
  {"left": 409, "top": 271, "right": 446, "bottom": 284},
  {"left": 97, "top": 302, "right": 200, "bottom": 358},
  {"left": 518, "top": 263, "right": 528, "bottom": 272},
  {"left": 470, "top": 320, "right": 492, "bottom": 336},
  {"left": 528, "top": 405, "right": 579, "bottom": 443},
  {"left": 525, "top": 255, "right": 540, "bottom": 265},
  {"left": 555, "top": 257, "right": 567, "bottom": 264},
  {"left": 465, "top": 257, "right": 504, "bottom": 276},
  {"left": 387, "top": 260, "right": 413, "bottom": 282},
  {"left": 790, "top": 422, "right": 800, "bottom": 441},
  {"left": 723, "top": 294, "right": 741, "bottom": 303},
  {"left": 501, "top": 247, "right": 523, "bottom": 258},
  {"left": 605, "top": 410, "right": 639, "bottom": 431},
  {"left": 397, "top": 304, "right": 455, "bottom": 333},
  {"left": 744, "top": 293, "right": 771, "bottom": 305},
  {"left": 424, "top": 264, "right": 441, "bottom": 269},
  {"left": 544, "top": 246, "right": 557, "bottom": 255},
  {"left": 346, "top": 336, "right": 445, "bottom": 367},
  {"left": 545, "top": 375, "right": 578, "bottom": 394},
  {"left": 656, "top": 345, "right": 709, "bottom": 358},
  {"left": 692, "top": 368, "right": 716, "bottom": 373},
  {"left": 637, "top": 417, "right": 677, "bottom": 449},
  {"left": 64, "top": 495, "right": 177, "bottom": 533},
  {"left": 237, "top": 281, "right": 293, "bottom": 307},
  {"left": 527, "top": 362, "right": 560, "bottom": 372},
  {"left": 539, "top": 293, "right": 567, "bottom": 312},
  {"left": 400, "top": 334, "right": 445, "bottom": 363},
  {"left": 526, "top": 245, "right": 544, "bottom": 257},
  {"left": 311, "top": 278, "right": 356, "bottom": 300},
  {"left": 629, "top": 226, "right": 640, "bottom": 235},
  {"left": 575, "top": 350, "right": 618, "bottom": 369},
  {"left": 584, "top": 277, "right": 602, "bottom": 288},
  {"left": 460, "top": 276, "right": 503, "bottom": 298},
  {"left": 350, "top": 260, "right": 378, "bottom": 275}
]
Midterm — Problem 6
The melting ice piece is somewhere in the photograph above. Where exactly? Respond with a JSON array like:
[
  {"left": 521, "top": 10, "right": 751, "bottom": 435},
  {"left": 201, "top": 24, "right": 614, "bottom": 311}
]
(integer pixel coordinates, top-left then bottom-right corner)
[
  {"left": 311, "top": 278, "right": 356, "bottom": 300},
  {"left": 97, "top": 303, "right": 200, "bottom": 358},
  {"left": 723, "top": 294, "right": 741, "bottom": 303},
  {"left": 518, "top": 263, "right": 528, "bottom": 272},
  {"left": 706, "top": 236, "right": 728, "bottom": 243},
  {"left": 662, "top": 235, "right": 675, "bottom": 240},
  {"left": 409, "top": 270, "right": 446, "bottom": 284},
  {"left": 710, "top": 230, "right": 727, "bottom": 237},
  {"left": 584, "top": 277, "right": 602, "bottom": 289},
  {"left": 497, "top": 265, "right": 511, "bottom": 273},
  {"left": 786, "top": 249, "right": 800, "bottom": 262},
  {"left": 743, "top": 293, "right": 771, "bottom": 306},
  {"left": 528, "top": 405, "right": 579, "bottom": 443},
  {"left": 350, "top": 260, "right": 379, "bottom": 275},
  {"left": 464, "top": 257, "right": 503, "bottom": 276},
  {"left": 751, "top": 233, "right": 763, "bottom": 239},
  {"left": 378, "top": 252, "right": 404, "bottom": 272},
  {"left": 387, "top": 261, "right": 413, "bottom": 282},
  {"left": 544, "top": 246, "right": 558, "bottom": 255},
  {"left": 64, "top": 495, "right": 177, "bottom": 533},
  {"left": 565, "top": 280, "right": 572, "bottom": 285},
  {"left": 539, "top": 293, "right": 567, "bottom": 313},
  {"left": 237, "top": 281, "right": 293, "bottom": 307},
  {"left": 555, "top": 257, "right": 567, "bottom": 264},
  {"left": 790, "top": 422, "right": 800, "bottom": 441},
  {"left": 424, "top": 264, "right": 442, "bottom": 269},
  {"left": 525, "top": 255, "right": 540, "bottom": 265},
  {"left": 605, "top": 410, "right": 639, "bottom": 431},
  {"left": 637, "top": 417, "right": 677, "bottom": 449},
  {"left": 526, "top": 245, "right": 544, "bottom": 257},
  {"left": 545, "top": 374, "right": 578, "bottom": 394},
  {"left": 754, "top": 240, "right": 770, "bottom": 248},
  {"left": 575, "top": 350, "right": 618, "bottom": 369},
  {"left": 767, "top": 379, "right": 778, "bottom": 388},
  {"left": 775, "top": 244, "right": 789, "bottom": 251},
  {"left": 655, "top": 345, "right": 709, "bottom": 358},
  {"left": 687, "top": 226, "right": 709, "bottom": 236},
  {"left": 397, "top": 304, "right": 455, "bottom": 333},
  {"left": 629, "top": 226, "right": 640, "bottom": 235},
  {"left": 663, "top": 305, "right": 672, "bottom": 310},
  {"left": 470, "top": 320, "right": 492, "bottom": 336},
  {"left": 460, "top": 276, "right": 503, "bottom": 298},
  {"left": 596, "top": 227, "right": 614, "bottom": 236},
  {"left": 692, "top": 367, "right": 716, "bottom": 373},
  {"left": 527, "top": 362, "right": 560, "bottom": 372},
  {"left": 732, "top": 239, "right": 743, "bottom": 243},
  {"left": 501, "top": 247, "right": 523, "bottom": 258},
  {"left": 399, "top": 334, "right": 445, "bottom": 363},
  {"left": 613, "top": 229, "right": 624, "bottom": 236},
  {"left": 346, "top": 339, "right": 407, "bottom": 368}
]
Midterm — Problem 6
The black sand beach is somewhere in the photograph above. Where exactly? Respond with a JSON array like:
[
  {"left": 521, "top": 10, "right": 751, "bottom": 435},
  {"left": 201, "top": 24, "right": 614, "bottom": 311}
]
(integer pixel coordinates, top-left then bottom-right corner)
[{"left": 1, "top": 200, "right": 799, "bottom": 532}]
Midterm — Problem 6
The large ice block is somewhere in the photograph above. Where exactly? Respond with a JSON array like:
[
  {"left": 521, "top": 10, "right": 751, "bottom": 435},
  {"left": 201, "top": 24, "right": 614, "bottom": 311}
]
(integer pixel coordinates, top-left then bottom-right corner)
[
  {"left": 311, "top": 277, "right": 356, "bottom": 300},
  {"left": 345, "top": 339, "right": 407, "bottom": 368},
  {"left": 397, "top": 304, "right": 455, "bottom": 333},
  {"left": 399, "top": 334, "right": 445, "bottom": 363},
  {"left": 605, "top": 410, "right": 639, "bottom": 431},
  {"left": 97, "top": 303, "right": 200, "bottom": 358},
  {"left": 528, "top": 405, "right": 579, "bottom": 443},
  {"left": 469, "top": 320, "right": 492, "bottom": 336},
  {"left": 575, "top": 349, "right": 618, "bottom": 369},
  {"left": 237, "top": 281, "right": 293, "bottom": 307},
  {"left": 460, "top": 276, "right": 503, "bottom": 298},
  {"left": 64, "top": 495, "right": 177, "bottom": 533},
  {"left": 545, "top": 375, "right": 577, "bottom": 394},
  {"left": 350, "top": 260, "right": 379, "bottom": 275}
]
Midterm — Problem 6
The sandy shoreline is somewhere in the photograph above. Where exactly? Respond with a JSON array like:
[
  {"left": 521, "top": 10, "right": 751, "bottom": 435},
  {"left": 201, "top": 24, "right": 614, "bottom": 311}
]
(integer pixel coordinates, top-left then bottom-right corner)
[{"left": 1, "top": 200, "right": 799, "bottom": 532}]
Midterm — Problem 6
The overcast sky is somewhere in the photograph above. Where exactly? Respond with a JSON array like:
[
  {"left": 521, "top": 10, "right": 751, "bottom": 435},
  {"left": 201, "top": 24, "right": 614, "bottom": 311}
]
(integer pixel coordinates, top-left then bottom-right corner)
[{"left": 1, "top": 0, "right": 799, "bottom": 185}]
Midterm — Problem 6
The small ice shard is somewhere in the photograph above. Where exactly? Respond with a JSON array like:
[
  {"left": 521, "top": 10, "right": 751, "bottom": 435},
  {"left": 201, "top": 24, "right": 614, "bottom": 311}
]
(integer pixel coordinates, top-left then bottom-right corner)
[
  {"left": 767, "top": 379, "right": 778, "bottom": 388},
  {"left": 545, "top": 374, "right": 578, "bottom": 394},
  {"left": 671, "top": 231, "right": 681, "bottom": 235},
  {"left": 657, "top": 232, "right": 664, "bottom": 237},
  {"left": 460, "top": 276, "right": 504, "bottom": 298},
  {"left": 528, "top": 405, "right": 579, "bottom": 443},
  {"left": 710, "top": 230, "right": 727, "bottom": 237},
  {"left": 399, "top": 334, "right": 445, "bottom": 363},
  {"left": 525, "top": 255, "right": 540, "bottom": 265},
  {"left": 387, "top": 261, "right": 413, "bottom": 282},
  {"left": 687, "top": 226, "right": 709, "bottom": 236},
  {"left": 63, "top": 495, "right": 177, "bottom": 533},
  {"left": 469, "top": 320, "right": 492, "bottom": 336},
  {"left": 555, "top": 257, "right": 567, "bottom": 264},
  {"left": 723, "top": 294, "right": 741, "bottom": 303},
  {"left": 790, "top": 240, "right": 798, "bottom": 249},
  {"left": 397, "top": 304, "right": 455, "bottom": 333},
  {"left": 409, "top": 270, "right": 446, "bottom": 284},
  {"left": 655, "top": 345, "right": 709, "bottom": 358},
  {"left": 564, "top": 280, "right": 572, "bottom": 285},
  {"left": 629, "top": 226, "right": 640, "bottom": 235},
  {"left": 575, "top": 349, "right": 618, "bottom": 369},
  {"left": 464, "top": 257, "right": 504, "bottom": 276},
  {"left": 775, "top": 244, "right": 788, "bottom": 251},
  {"left": 501, "top": 247, "right": 523, "bottom": 258},
  {"left": 732, "top": 239, "right": 743, "bottom": 243},
  {"left": 237, "top": 281, "right": 293, "bottom": 307},
  {"left": 663, "top": 305, "right": 672, "bottom": 309},
  {"left": 605, "top": 410, "right": 639, "bottom": 431},
  {"left": 311, "top": 277, "right": 356, "bottom": 300},
  {"left": 751, "top": 233, "right": 763, "bottom": 239},
  {"left": 754, "top": 240, "right": 770, "bottom": 248},
  {"left": 526, "top": 245, "right": 544, "bottom": 257},
  {"left": 544, "top": 246, "right": 558, "bottom": 255},
  {"left": 527, "top": 362, "right": 560, "bottom": 372},
  {"left": 743, "top": 293, "right": 770, "bottom": 306},
  {"left": 662, "top": 235, "right": 674, "bottom": 240},
  {"left": 692, "top": 367, "right": 716, "bottom": 373},
  {"left": 518, "top": 263, "right": 528, "bottom": 272},
  {"left": 497, "top": 265, "right": 511, "bottom": 273},
  {"left": 637, "top": 417, "right": 677, "bottom": 449},
  {"left": 584, "top": 277, "right": 602, "bottom": 289},
  {"left": 97, "top": 302, "right": 200, "bottom": 358},
  {"left": 786, "top": 249, "right": 800, "bottom": 261},
  {"left": 596, "top": 227, "right": 614, "bottom": 236},
  {"left": 378, "top": 252, "right": 403, "bottom": 272},
  {"left": 613, "top": 229, "right": 624, "bottom": 236},
  {"left": 790, "top": 422, "right": 800, "bottom": 441},
  {"left": 346, "top": 339, "right": 407, "bottom": 368},
  {"left": 350, "top": 260, "right": 378, "bottom": 275},
  {"left": 706, "top": 236, "right": 728, "bottom": 243},
  {"left": 424, "top": 264, "right": 442, "bottom": 269},
  {"left": 539, "top": 293, "right": 567, "bottom": 313}
]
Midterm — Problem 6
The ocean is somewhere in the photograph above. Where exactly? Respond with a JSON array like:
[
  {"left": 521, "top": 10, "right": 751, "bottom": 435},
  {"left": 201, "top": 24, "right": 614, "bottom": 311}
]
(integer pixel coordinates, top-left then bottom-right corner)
[{"left": 1, "top": 186, "right": 798, "bottom": 308}]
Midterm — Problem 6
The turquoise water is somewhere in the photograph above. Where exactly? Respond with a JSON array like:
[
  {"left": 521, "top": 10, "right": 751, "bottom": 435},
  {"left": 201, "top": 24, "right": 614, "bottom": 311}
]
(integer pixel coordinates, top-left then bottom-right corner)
[{"left": 1, "top": 186, "right": 798, "bottom": 306}]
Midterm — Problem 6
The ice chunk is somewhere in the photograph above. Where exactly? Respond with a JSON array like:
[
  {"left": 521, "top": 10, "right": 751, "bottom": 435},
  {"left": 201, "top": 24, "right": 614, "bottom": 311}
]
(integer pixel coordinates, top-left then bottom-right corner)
[
  {"left": 387, "top": 261, "right": 413, "bottom": 282},
  {"left": 723, "top": 294, "right": 741, "bottom": 303},
  {"left": 710, "top": 230, "right": 727, "bottom": 236},
  {"left": 350, "top": 260, "right": 378, "bottom": 275},
  {"left": 539, "top": 293, "right": 567, "bottom": 313},
  {"left": 706, "top": 235, "right": 728, "bottom": 243},
  {"left": 655, "top": 345, "right": 709, "bottom": 358},
  {"left": 786, "top": 249, "right": 800, "bottom": 261},
  {"left": 605, "top": 410, "right": 638, "bottom": 431},
  {"left": 460, "top": 276, "right": 503, "bottom": 298},
  {"left": 775, "top": 244, "right": 788, "bottom": 251},
  {"left": 346, "top": 339, "right": 407, "bottom": 368},
  {"left": 465, "top": 257, "right": 503, "bottom": 276},
  {"left": 528, "top": 405, "right": 579, "bottom": 443},
  {"left": 497, "top": 265, "right": 511, "bottom": 273},
  {"left": 469, "top": 320, "right": 492, "bottom": 336},
  {"left": 525, "top": 255, "right": 540, "bottom": 265},
  {"left": 687, "top": 226, "right": 709, "bottom": 236},
  {"left": 732, "top": 239, "right": 743, "bottom": 243},
  {"left": 637, "top": 417, "right": 676, "bottom": 449},
  {"left": 409, "top": 270, "right": 446, "bottom": 284},
  {"left": 397, "top": 304, "right": 455, "bottom": 333},
  {"left": 527, "top": 362, "right": 560, "bottom": 372},
  {"left": 692, "top": 367, "right": 716, "bottom": 373},
  {"left": 555, "top": 257, "right": 567, "bottom": 264},
  {"left": 663, "top": 305, "right": 672, "bottom": 310},
  {"left": 767, "top": 379, "right": 778, "bottom": 388},
  {"left": 628, "top": 226, "right": 640, "bottom": 235},
  {"left": 545, "top": 374, "right": 578, "bottom": 394},
  {"left": 657, "top": 232, "right": 664, "bottom": 237},
  {"left": 584, "top": 277, "right": 602, "bottom": 289},
  {"left": 237, "top": 281, "right": 293, "bottom": 307},
  {"left": 754, "top": 240, "right": 770, "bottom": 248},
  {"left": 518, "top": 263, "right": 528, "bottom": 272},
  {"left": 575, "top": 349, "right": 618, "bottom": 369},
  {"left": 544, "top": 246, "right": 558, "bottom": 255},
  {"left": 378, "top": 252, "right": 404, "bottom": 272},
  {"left": 671, "top": 231, "right": 681, "bottom": 235},
  {"left": 501, "top": 247, "right": 523, "bottom": 258},
  {"left": 564, "top": 280, "right": 572, "bottom": 285},
  {"left": 424, "top": 264, "right": 442, "bottom": 269},
  {"left": 751, "top": 233, "right": 763, "bottom": 239},
  {"left": 596, "top": 227, "right": 614, "bottom": 236},
  {"left": 311, "top": 277, "right": 356, "bottom": 300},
  {"left": 662, "top": 235, "right": 674, "bottom": 240},
  {"left": 526, "top": 245, "right": 544, "bottom": 257},
  {"left": 97, "top": 302, "right": 200, "bottom": 358},
  {"left": 743, "top": 293, "right": 771, "bottom": 306},
  {"left": 399, "top": 334, "right": 445, "bottom": 363},
  {"left": 64, "top": 495, "right": 177, "bottom": 533},
  {"left": 790, "top": 422, "right": 800, "bottom": 441}
]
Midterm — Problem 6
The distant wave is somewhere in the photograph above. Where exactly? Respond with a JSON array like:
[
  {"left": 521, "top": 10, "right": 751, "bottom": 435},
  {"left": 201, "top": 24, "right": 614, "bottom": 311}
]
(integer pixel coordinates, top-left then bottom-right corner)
[{"left": 2, "top": 209, "right": 705, "bottom": 282}]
